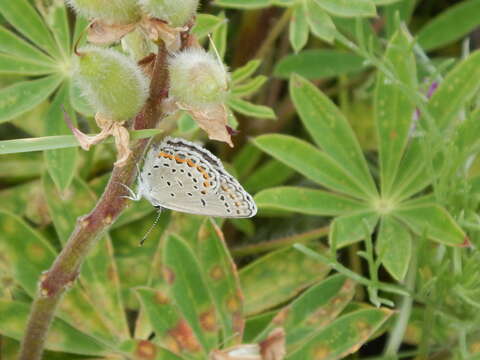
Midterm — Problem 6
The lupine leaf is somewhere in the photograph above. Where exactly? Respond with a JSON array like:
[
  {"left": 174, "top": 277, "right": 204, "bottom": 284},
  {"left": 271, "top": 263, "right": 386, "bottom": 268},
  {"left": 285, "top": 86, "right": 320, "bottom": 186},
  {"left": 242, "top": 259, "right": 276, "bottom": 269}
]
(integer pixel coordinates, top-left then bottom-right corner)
[
  {"left": 232, "top": 60, "right": 262, "bottom": 84},
  {"left": 305, "top": 0, "right": 336, "bottom": 43},
  {"left": 253, "top": 134, "right": 368, "bottom": 200},
  {"left": 233, "top": 142, "right": 263, "bottom": 179},
  {"left": 0, "top": 209, "right": 115, "bottom": 344},
  {"left": 0, "top": 25, "right": 55, "bottom": 64},
  {"left": 231, "top": 75, "right": 267, "bottom": 97},
  {"left": 44, "top": 84, "right": 77, "bottom": 191},
  {"left": 274, "top": 50, "right": 364, "bottom": 80},
  {"left": 163, "top": 234, "right": 218, "bottom": 354},
  {"left": 330, "top": 211, "right": 379, "bottom": 248},
  {"left": 394, "top": 201, "right": 465, "bottom": 246},
  {"left": 228, "top": 97, "right": 276, "bottom": 119},
  {"left": 43, "top": 0, "right": 71, "bottom": 58},
  {"left": 196, "top": 219, "right": 244, "bottom": 345},
  {"left": 256, "top": 274, "right": 355, "bottom": 351},
  {"left": 135, "top": 287, "right": 204, "bottom": 359},
  {"left": 375, "top": 28, "right": 417, "bottom": 196},
  {"left": 43, "top": 175, "right": 129, "bottom": 340},
  {"left": 214, "top": 0, "right": 270, "bottom": 9},
  {"left": 193, "top": 14, "right": 226, "bottom": 40},
  {"left": 0, "top": 300, "right": 108, "bottom": 356},
  {"left": 0, "top": 0, "right": 60, "bottom": 58},
  {"left": 244, "top": 160, "right": 295, "bottom": 193},
  {"left": 417, "top": 0, "right": 480, "bottom": 51},
  {"left": 118, "top": 340, "right": 184, "bottom": 360},
  {"left": 0, "top": 75, "right": 62, "bottom": 123},
  {"left": 0, "top": 53, "right": 56, "bottom": 75},
  {"left": 254, "top": 187, "right": 368, "bottom": 215},
  {"left": 286, "top": 308, "right": 392, "bottom": 359},
  {"left": 289, "top": 4, "right": 309, "bottom": 53},
  {"left": 313, "top": 0, "right": 377, "bottom": 17},
  {"left": 376, "top": 216, "right": 412, "bottom": 281},
  {"left": 240, "top": 244, "right": 330, "bottom": 315},
  {"left": 290, "top": 75, "right": 377, "bottom": 198}
]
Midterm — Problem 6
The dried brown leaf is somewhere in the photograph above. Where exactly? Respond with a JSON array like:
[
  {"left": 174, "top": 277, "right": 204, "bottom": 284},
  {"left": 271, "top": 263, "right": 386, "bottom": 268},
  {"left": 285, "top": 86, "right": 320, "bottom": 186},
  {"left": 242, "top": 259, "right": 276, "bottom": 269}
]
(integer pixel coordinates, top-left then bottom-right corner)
[{"left": 87, "top": 20, "right": 136, "bottom": 45}]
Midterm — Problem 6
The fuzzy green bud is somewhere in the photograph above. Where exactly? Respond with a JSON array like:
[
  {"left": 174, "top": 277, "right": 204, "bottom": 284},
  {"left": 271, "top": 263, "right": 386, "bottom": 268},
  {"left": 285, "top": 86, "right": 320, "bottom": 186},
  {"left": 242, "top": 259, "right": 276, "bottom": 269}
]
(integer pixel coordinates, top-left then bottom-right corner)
[
  {"left": 66, "top": 0, "right": 141, "bottom": 24},
  {"left": 139, "top": 0, "right": 199, "bottom": 27},
  {"left": 74, "top": 46, "right": 149, "bottom": 121},
  {"left": 168, "top": 48, "right": 229, "bottom": 107}
]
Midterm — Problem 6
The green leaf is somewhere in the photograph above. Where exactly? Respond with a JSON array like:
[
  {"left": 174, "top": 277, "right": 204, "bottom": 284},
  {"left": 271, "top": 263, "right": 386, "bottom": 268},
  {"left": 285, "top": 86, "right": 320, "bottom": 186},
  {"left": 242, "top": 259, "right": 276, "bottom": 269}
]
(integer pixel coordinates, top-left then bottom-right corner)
[
  {"left": 227, "top": 97, "right": 276, "bottom": 119},
  {"left": 244, "top": 311, "right": 277, "bottom": 343},
  {"left": 330, "top": 211, "right": 379, "bottom": 248},
  {"left": 0, "top": 53, "right": 56, "bottom": 75},
  {"left": 376, "top": 216, "right": 412, "bottom": 282},
  {"left": 305, "top": 0, "right": 336, "bottom": 43},
  {"left": 253, "top": 134, "right": 367, "bottom": 199},
  {"left": 274, "top": 49, "right": 364, "bottom": 80},
  {"left": 197, "top": 219, "right": 244, "bottom": 345},
  {"left": 0, "top": 0, "right": 60, "bottom": 58},
  {"left": 244, "top": 160, "right": 295, "bottom": 193},
  {"left": 232, "top": 59, "right": 262, "bottom": 84},
  {"left": 427, "top": 50, "right": 480, "bottom": 131},
  {"left": 0, "top": 26, "right": 55, "bottom": 64},
  {"left": 211, "top": 11, "right": 227, "bottom": 59},
  {"left": 0, "top": 300, "right": 108, "bottom": 356},
  {"left": 118, "top": 340, "right": 184, "bottom": 360},
  {"left": 44, "top": 0, "right": 71, "bottom": 58},
  {"left": 257, "top": 274, "right": 355, "bottom": 351},
  {"left": 314, "top": 0, "right": 377, "bottom": 17},
  {"left": 375, "top": 29, "right": 416, "bottom": 196},
  {"left": 0, "top": 75, "right": 62, "bottom": 123},
  {"left": 394, "top": 200, "right": 465, "bottom": 246},
  {"left": 192, "top": 14, "right": 225, "bottom": 40},
  {"left": 231, "top": 75, "right": 267, "bottom": 98},
  {"left": 417, "top": 0, "right": 480, "bottom": 51},
  {"left": 233, "top": 142, "right": 263, "bottom": 179},
  {"left": 286, "top": 308, "right": 392, "bottom": 359},
  {"left": 163, "top": 234, "right": 218, "bottom": 354},
  {"left": 289, "top": 4, "right": 309, "bottom": 53},
  {"left": 290, "top": 75, "right": 377, "bottom": 198},
  {"left": 0, "top": 209, "right": 114, "bottom": 344},
  {"left": 254, "top": 186, "right": 368, "bottom": 215},
  {"left": 43, "top": 175, "right": 130, "bottom": 340},
  {"left": 0, "top": 128, "right": 161, "bottom": 154},
  {"left": 44, "top": 85, "right": 77, "bottom": 191},
  {"left": 240, "top": 244, "right": 330, "bottom": 315},
  {"left": 135, "top": 287, "right": 204, "bottom": 358},
  {"left": 214, "top": 0, "right": 271, "bottom": 9}
]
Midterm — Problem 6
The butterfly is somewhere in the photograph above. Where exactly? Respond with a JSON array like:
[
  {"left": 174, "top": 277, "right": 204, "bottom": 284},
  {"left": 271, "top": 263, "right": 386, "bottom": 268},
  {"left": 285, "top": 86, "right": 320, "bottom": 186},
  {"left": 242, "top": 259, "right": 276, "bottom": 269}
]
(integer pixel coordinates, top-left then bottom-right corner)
[{"left": 125, "top": 137, "right": 257, "bottom": 218}]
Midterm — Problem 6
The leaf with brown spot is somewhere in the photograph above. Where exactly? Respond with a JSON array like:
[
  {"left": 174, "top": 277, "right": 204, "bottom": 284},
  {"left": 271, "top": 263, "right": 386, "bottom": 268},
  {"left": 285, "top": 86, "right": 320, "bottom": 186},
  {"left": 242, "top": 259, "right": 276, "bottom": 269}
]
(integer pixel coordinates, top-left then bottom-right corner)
[
  {"left": 163, "top": 234, "right": 219, "bottom": 353},
  {"left": 135, "top": 287, "right": 204, "bottom": 357},
  {"left": 286, "top": 308, "right": 393, "bottom": 360},
  {"left": 87, "top": 20, "right": 136, "bottom": 45},
  {"left": 118, "top": 339, "right": 183, "bottom": 360},
  {"left": 196, "top": 218, "right": 245, "bottom": 346},
  {"left": 260, "top": 328, "right": 286, "bottom": 360}
]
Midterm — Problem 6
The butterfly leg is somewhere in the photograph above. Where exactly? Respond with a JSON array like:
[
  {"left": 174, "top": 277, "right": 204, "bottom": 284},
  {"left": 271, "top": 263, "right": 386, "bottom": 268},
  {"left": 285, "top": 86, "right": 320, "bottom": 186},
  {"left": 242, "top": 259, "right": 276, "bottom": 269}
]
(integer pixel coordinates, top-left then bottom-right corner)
[{"left": 115, "top": 181, "right": 142, "bottom": 201}]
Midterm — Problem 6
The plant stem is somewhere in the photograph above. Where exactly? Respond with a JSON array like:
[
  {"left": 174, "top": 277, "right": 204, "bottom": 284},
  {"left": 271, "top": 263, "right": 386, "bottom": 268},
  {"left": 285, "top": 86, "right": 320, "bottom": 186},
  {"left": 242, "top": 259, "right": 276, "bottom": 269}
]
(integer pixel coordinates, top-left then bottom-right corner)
[
  {"left": 231, "top": 226, "right": 329, "bottom": 257},
  {"left": 18, "top": 43, "right": 168, "bottom": 360},
  {"left": 383, "top": 244, "right": 418, "bottom": 355},
  {"left": 254, "top": 8, "right": 292, "bottom": 60}
]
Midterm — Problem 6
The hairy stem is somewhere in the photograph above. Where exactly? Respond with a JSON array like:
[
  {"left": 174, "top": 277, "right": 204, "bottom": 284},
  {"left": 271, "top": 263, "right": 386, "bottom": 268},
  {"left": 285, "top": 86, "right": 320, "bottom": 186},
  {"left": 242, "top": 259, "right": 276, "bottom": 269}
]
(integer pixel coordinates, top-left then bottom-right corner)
[{"left": 18, "top": 43, "right": 168, "bottom": 360}]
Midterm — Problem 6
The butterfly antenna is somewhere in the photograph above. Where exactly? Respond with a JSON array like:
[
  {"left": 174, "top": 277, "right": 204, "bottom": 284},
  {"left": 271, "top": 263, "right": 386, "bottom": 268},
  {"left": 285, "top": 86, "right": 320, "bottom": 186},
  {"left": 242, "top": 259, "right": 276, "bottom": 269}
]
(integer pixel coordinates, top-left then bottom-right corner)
[{"left": 139, "top": 210, "right": 162, "bottom": 246}]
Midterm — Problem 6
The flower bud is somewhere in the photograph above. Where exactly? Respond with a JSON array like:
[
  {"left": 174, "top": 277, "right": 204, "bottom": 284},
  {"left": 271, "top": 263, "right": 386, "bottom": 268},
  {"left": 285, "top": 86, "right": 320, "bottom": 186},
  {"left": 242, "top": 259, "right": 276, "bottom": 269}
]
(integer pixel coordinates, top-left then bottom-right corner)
[
  {"left": 168, "top": 48, "right": 229, "bottom": 107},
  {"left": 74, "top": 46, "right": 149, "bottom": 121},
  {"left": 66, "top": 0, "right": 141, "bottom": 25},
  {"left": 139, "top": 0, "right": 199, "bottom": 27}
]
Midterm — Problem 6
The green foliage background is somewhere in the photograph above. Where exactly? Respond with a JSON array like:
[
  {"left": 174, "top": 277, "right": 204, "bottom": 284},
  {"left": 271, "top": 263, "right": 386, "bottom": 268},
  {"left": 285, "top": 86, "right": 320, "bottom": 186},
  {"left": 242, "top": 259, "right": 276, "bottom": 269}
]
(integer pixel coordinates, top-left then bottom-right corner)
[{"left": 2, "top": 0, "right": 480, "bottom": 359}]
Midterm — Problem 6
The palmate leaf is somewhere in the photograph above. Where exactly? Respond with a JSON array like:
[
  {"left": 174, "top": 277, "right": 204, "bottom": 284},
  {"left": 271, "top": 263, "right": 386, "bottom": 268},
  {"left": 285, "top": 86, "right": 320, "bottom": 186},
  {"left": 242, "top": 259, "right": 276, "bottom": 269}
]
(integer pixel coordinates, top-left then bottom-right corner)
[
  {"left": 313, "top": 0, "right": 377, "bottom": 17},
  {"left": 289, "top": 4, "right": 309, "bottom": 53},
  {"left": 374, "top": 28, "right": 417, "bottom": 196},
  {"left": 43, "top": 175, "right": 129, "bottom": 340},
  {"left": 244, "top": 160, "right": 295, "bottom": 193},
  {"left": 192, "top": 14, "right": 226, "bottom": 40},
  {"left": 231, "top": 60, "right": 262, "bottom": 84},
  {"left": 253, "top": 134, "right": 368, "bottom": 200},
  {"left": 255, "top": 274, "right": 356, "bottom": 351},
  {"left": 214, "top": 0, "right": 270, "bottom": 9},
  {"left": 254, "top": 186, "right": 368, "bottom": 215},
  {"left": 44, "top": 84, "right": 78, "bottom": 191},
  {"left": 304, "top": 0, "right": 336, "bottom": 43},
  {"left": 330, "top": 211, "right": 379, "bottom": 248},
  {"left": 163, "top": 234, "right": 218, "bottom": 355},
  {"left": 290, "top": 75, "right": 377, "bottom": 198},
  {"left": 240, "top": 244, "right": 330, "bottom": 315},
  {"left": 0, "top": 300, "right": 108, "bottom": 356},
  {"left": 0, "top": 0, "right": 60, "bottom": 58},
  {"left": 286, "top": 308, "right": 392, "bottom": 359},
  {"left": 196, "top": 219, "right": 244, "bottom": 345},
  {"left": 0, "top": 209, "right": 118, "bottom": 345},
  {"left": 118, "top": 340, "right": 183, "bottom": 360},
  {"left": 0, "top": 53, "right": 56, "bottom": 75}
]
